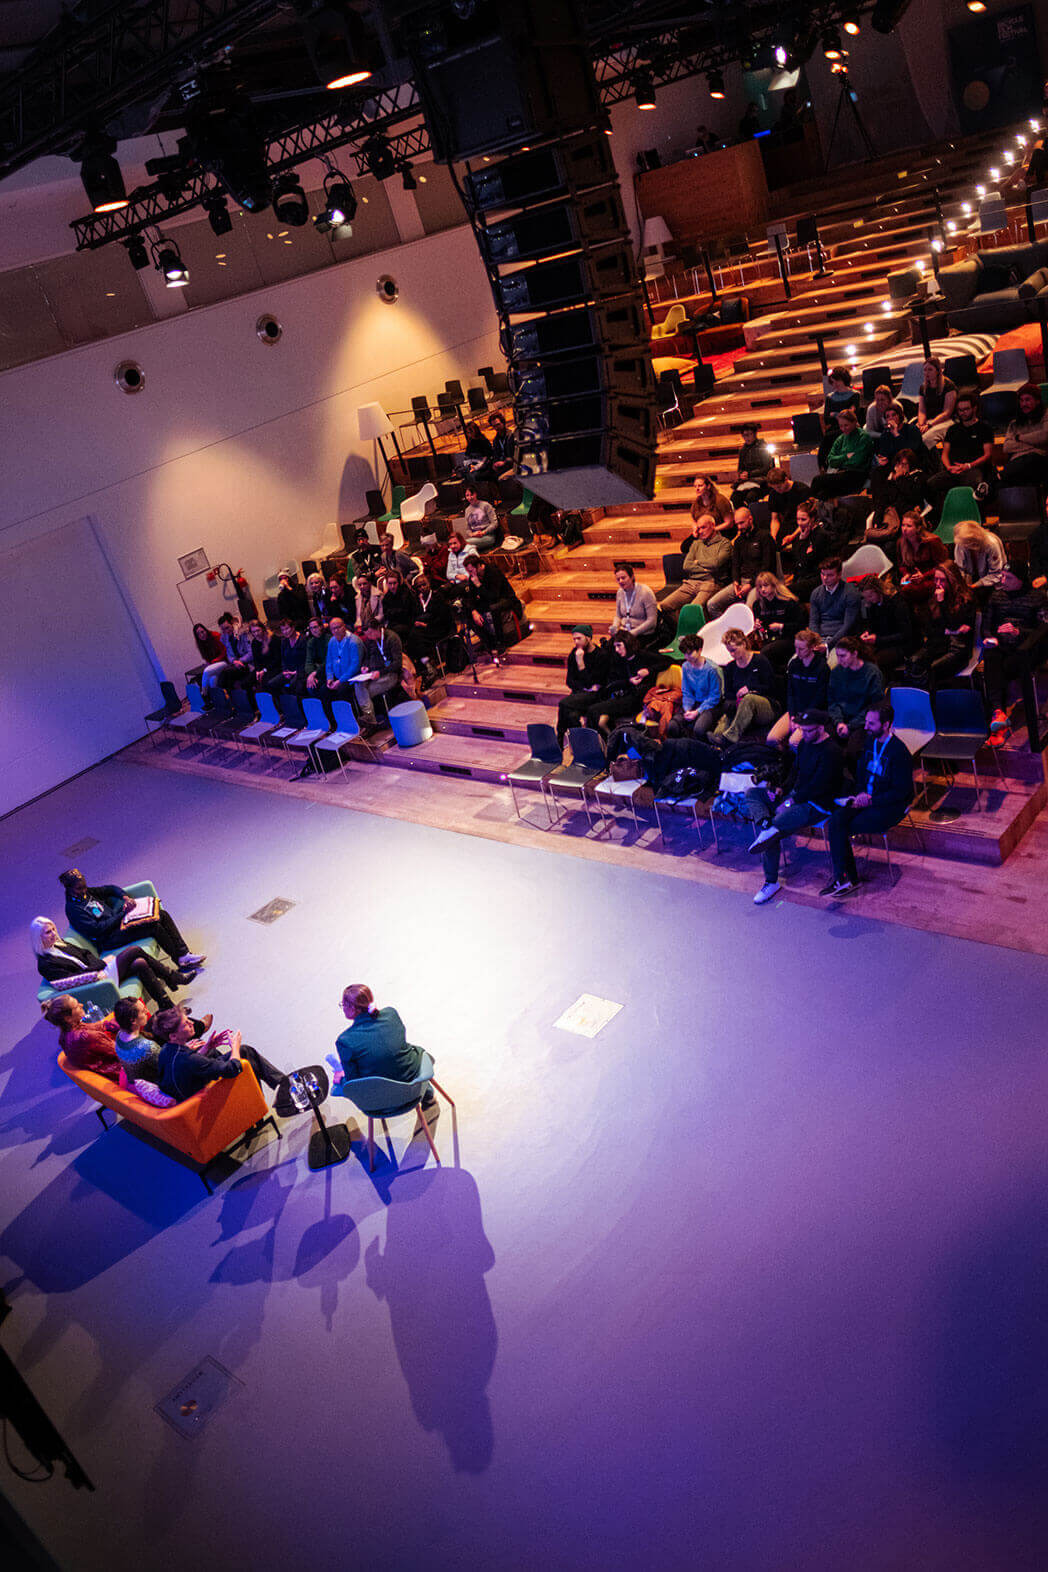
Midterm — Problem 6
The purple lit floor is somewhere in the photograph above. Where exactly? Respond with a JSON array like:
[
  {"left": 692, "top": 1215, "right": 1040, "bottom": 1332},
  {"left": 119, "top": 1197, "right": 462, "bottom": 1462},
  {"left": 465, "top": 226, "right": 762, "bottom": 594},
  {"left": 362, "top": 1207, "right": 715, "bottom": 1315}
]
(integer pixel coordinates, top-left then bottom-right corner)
[{"left": 1, "top": 761, "right": 1047, "bottom": 1571}]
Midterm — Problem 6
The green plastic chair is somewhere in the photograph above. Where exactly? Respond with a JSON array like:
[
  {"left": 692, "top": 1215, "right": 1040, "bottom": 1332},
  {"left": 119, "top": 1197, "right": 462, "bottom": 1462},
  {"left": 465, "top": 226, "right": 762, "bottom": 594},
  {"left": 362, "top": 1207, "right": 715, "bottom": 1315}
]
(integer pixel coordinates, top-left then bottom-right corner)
[
  {"left": 937, "top": 486, "right": 979, "bottom": 546},
  {"left": 511, "top": 487, "right": 534, "bottom": 521},
  {"left": 38, "top": 880, "right": 161, "bottom": 1009},
  {"left": 661, "top": 601, "right": 706, "bottom": 661},
  {"left": 376, "top": 485, "right": 406, "bottom": 526}
]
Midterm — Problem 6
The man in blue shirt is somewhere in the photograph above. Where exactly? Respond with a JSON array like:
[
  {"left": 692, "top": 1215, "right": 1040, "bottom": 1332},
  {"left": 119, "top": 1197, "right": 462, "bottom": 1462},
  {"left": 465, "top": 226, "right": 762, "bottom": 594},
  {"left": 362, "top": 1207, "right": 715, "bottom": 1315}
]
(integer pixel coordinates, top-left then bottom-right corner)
[
  {"left": 323, "top": 615, "right": 365, "bottom": 714},
  {"left": 822, "top": 701, "right": 915, "bottom": 896},
  {"left": 678, "top": 634, "right": 723, "bottom": 736},
  {"left": 809, "top": 558, "right": 861, "bottom": 649}
]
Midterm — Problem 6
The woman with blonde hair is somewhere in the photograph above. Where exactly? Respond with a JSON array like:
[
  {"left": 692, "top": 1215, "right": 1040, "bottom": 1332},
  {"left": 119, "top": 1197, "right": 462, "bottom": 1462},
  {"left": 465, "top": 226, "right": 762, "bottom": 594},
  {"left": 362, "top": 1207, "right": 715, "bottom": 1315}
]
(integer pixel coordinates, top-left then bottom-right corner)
[
  {"left": 713, "top": 629, "right": 779, "bottom": 745},
  {"left": 751, "top": 570, "right": 805, "bottom": 670},
  {"left": 953, "top": 519, "right": 1006, "bottom": 600},
  {"left": 31, "top": 916, "right": 193, "bottom": 1005},
  {"left": 767, "top": 628, "right": 829, "bottom": 744}
]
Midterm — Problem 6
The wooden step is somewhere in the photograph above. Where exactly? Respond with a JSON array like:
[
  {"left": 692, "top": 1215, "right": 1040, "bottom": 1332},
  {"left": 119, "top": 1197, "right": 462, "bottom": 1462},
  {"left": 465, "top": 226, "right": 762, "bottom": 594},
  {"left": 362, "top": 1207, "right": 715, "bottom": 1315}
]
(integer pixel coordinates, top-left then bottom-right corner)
[
  {"left": 376, "top": 730, "right": 526, "bottom": 784},
  {"left": 584, "top": 514, "right": 692, "bottom": 544},
  {"left": 502, "top": 632, "right": 574, "bottom": 666},
  {"left": 524, "top": 600, "right": 626, "bottom": 633},
  {"left": 444, "top": 667, "right": 568, "bottom": 700},
  {"left": 427, "top": 696, "right": 559, "bottom": 743},
  {"left": 557, "top": 540, "right": 687, "bottom": 571}
]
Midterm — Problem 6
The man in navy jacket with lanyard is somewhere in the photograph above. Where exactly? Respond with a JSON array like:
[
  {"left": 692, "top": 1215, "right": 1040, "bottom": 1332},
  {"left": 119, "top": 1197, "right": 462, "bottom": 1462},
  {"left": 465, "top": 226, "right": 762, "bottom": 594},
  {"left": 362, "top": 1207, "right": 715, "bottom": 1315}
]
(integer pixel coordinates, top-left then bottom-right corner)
[{"left": 822, "top": 700, "right": 914, "bottom": 896}]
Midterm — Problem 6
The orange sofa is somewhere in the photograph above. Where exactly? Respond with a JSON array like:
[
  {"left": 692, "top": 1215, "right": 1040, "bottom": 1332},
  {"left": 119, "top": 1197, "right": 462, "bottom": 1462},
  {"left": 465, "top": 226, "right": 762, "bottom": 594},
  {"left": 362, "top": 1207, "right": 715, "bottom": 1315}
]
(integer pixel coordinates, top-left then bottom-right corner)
[{"left": 58, "top": 1052, "right": 276, "bottom": 1191}]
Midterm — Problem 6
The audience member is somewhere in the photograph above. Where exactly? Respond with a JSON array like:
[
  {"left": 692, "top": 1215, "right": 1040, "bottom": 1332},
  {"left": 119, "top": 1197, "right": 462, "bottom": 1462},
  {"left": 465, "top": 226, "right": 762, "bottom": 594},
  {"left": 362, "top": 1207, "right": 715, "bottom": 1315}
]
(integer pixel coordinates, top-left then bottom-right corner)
[
  {"left": 352, "top": 571, "right": 383, "bottom": 633},
  {"left": 903, "top": 563, "right": 974, "bottom": 692},
  {"left": 376, "top": 533, "right": 415, "bottom": 581},
  {"left": 487, "top": 410, "right": 515, "bottom": 480},
  {"left": 462, "top": 557, "right": 522, "bottom": 662},
  {"left": 750, "top": 572, "right": 805, "bottom": 670},
  {"left": 306, "top": 571, "right": 338, "bottom": 621},
  {"left": 445, "top": 531, "right": 478, "bottom": 583},
  {"left": 822, "top": 364, "right": 861, "bottom": 428},
  {"left": 867, "top": 448, "right": 925, "bottom": 550},
  {"left": 811, "top": 407, "right": 873, "bottom": 499},
  {"left": 916, "top": 356, "right": 957, "bottom": 448},
  {"left": 871, "top": 403, "right": 924, "bottom": 480},
  {"left": 276, "top": 572, "right": 309, "bottom": 623},
  {"left": 746, "top": 711, "right": 844, "bottom": 906},
  {"left": 823, "top": 701, "right": 915, "bottom": 896},
  {"left": 857, "top": 576, "right": 911, "bottom": 674},
  {"left": 151, "top": 1005, "right": 283, "bottom": 1099},
  {"left": 828, "top": 636, "right": 885, "bottom": 760},
  {"left": 926, "top": 390, "right": 995, "bottom": 511},
  {"left": 661, "top": 513, "right": 732, "bottom": 615},
  {"left": 403, "top": 574, "right": 455, "bottom": 683},
  {"left": 713, "top": 629, "right": 778, "bottom": 744},
  {"left": 201, "top": 612, "right": 252, "bottom": 695},
  {"left": 767, "top": 629, "right": 829, "bottom": 744},
  {"left": 691, "top": 474, "right": 734, "bottom": 530},
  {"left": 557, "top": 625, "right": 609, "bottom": 743},
  {"left": 981, "top": 560, "right": 1048, "bottom": 731},
  {"left": 766, "top": 468, "right": 811, "bottom": 539},
  {"left": 43, "top": 994, "right": 121, "bottom": 1080},
  {"left": 864, "top": 384, "right": 894, "bottom": 437},
  {"left": 677, "top": 634, "right": 723, "bottom": 736},
  {"left": 111, "top": 995, "right": 162, "bottom": 1084},
  {"left": 461, "top": 487, "right": 501, "bottom": 552},
  {"left": 349, "top": 528, "right": 382, "bottom": 579},
  {"left": 732, "top": 423, "right": 774, "bottom": 506},
  {"left": 244, "top": 618, "right": 282, "bottom": 689},
  {"left": 897, "top": 509, "right": 948, "bottom": 605},
  {"left": 782, "top": 501, "right": 832, "bottom": 600},
  {"left": 953, "top": 520, "right": 1006, "bottom": 601},
  {"left": 1000, "top": 383, "right": 1048, "bottom": 485},
  {"left": 59, "top": 870, "right": 204, "bottom": 970},
  {"left": 193, "top": 623, "right": 223, "bottom": 663},
  {"left": 454, "top": 421, "right": 494, "bottom": 479},
  {"left": 609, "top": 563, "right": 658, "bottom": 640},
  {"left": 264, "top": 618, "right": 308, "bottom": 696},
  {"left": 380, "top": 569, "right": 419, "bottom": 641},
  {"left": 323, "top": 615, "right": 365, "bottom": 711},
  {"left": 303, "top": 616, "right": 330, "bottom": 692},
  {"left": 355, "top": 617, "right": 404, "bottom": 732},
  {"left": 418, "top": 532, "right": 451, "bottom": 583},
  {"left": 584, "top": 632, "right": 665, "bottom": 733},
  {"left": 705, "top": 507, "right": 777, "bottom": 616},
  {"left": 809, "top": 558, "right": 860, "bottom": 648},
  {"left": 332, "top": 984, "right": 434, "bottom": 1108},
  {"left": 31, "top": 916, "right": 192, "bottom": 1008}
]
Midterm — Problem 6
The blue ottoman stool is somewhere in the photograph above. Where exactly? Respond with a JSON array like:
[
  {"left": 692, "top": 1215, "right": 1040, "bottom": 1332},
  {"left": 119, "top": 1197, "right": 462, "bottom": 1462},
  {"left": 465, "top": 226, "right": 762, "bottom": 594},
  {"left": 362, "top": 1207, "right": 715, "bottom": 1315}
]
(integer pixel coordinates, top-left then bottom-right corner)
[{"left": 389, "top": 700, "right": 433, "bottom": 748}]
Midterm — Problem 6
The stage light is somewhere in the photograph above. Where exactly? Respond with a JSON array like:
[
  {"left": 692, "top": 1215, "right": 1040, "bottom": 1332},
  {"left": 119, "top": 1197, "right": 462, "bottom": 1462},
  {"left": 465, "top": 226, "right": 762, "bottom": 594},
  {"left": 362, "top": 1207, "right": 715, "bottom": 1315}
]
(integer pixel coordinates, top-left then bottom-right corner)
[
  {"left": 298, "top": 3, "right": 376, "bottom": 90},
  {"left": 966, "top": 1, "right": 986, "bottom": 11},
  {"left": 203, "top": 192, "right": 233, "bottom": 236},
  {"left": 124, "top": 235, "right": 149, "bottom": 271},
  {"left": 272, "top": 172, "right": 310, "bottom": 226},
  {"left": 154, "top": 238, "right": 188, "bottom": 287},
  {"left": 78, "top": 134, "right": 128, "bottom": 213},
  {"left": 773, "top": 44, "right": 787, "bottom": 68},
  {"left": 315, "top": 167, "right": 357, "bottom": 233},
  {"left": 183, "top": 75, "right": 272, "bottom": 212},
  {"left": 634, "top": 72, "right": 656, "bottom": 110},
  {"left": 707, "top": 69, "right": 725, "bottom": 100},
  {"left": 363, "top": 133, "right": 397, "bottom": 179},
  {"left": 399, "top": 161, "right": 417, "bottom": 191},
  {"left": 843, "top": 14, "right": 861, "bottom": 35},
  {"left": 822, "top": 29, "right": 842, "bottom": 60}
]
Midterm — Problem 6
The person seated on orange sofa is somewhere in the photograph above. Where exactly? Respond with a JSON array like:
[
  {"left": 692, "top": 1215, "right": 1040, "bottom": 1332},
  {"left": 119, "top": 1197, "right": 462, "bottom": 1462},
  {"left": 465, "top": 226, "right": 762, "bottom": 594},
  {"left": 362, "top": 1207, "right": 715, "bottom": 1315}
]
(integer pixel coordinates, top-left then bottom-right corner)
[
  {"left": 150, "top": 1005, "right": 283, "bottom": 1102},
  {"left": 43, "top": 994, "right": 121, "bottom": 1080}
]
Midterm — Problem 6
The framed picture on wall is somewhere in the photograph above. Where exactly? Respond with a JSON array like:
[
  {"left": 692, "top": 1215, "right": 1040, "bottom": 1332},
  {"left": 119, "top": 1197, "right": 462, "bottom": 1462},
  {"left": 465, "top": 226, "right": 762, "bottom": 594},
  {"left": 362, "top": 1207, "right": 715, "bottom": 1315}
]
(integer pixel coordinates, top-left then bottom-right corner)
[{"left": 178, "top": 548, "right": 210, "bottom": 579}]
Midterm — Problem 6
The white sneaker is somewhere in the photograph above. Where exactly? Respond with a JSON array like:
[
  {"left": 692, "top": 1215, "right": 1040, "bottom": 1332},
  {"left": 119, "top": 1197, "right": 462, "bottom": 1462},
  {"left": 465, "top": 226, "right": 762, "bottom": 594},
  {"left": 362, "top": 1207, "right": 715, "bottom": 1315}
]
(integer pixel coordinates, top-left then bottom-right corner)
[
  {"left": 748, "top": 826, "right": 779, "bottom": 853},
  {"left": 753, "top": 882, "right": 781, "bottom": 906},
  {"left": 181, "top": 952, "right": 206, "bottom": 968}
]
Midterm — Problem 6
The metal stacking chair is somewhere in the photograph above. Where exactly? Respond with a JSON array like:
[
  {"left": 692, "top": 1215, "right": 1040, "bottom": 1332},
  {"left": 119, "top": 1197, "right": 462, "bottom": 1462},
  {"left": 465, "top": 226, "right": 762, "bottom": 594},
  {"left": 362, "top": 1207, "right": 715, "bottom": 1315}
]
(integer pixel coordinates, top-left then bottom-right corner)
[
  {"left": 546, "top": 727, "right": 607, "bottom": 828},
  {"left": 506, "top": 723, "right": 563, "bottom": 824}
]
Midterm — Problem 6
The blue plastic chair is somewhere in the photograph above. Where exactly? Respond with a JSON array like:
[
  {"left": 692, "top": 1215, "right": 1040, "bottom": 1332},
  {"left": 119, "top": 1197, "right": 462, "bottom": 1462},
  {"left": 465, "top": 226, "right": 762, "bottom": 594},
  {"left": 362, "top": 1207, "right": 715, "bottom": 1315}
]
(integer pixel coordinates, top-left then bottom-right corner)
[
  {"left": 313, "top": 700, "right": 377, "bottom": 773},
  {"left": 333, "top": 1051, "right": 455, "bottom": 1171}
]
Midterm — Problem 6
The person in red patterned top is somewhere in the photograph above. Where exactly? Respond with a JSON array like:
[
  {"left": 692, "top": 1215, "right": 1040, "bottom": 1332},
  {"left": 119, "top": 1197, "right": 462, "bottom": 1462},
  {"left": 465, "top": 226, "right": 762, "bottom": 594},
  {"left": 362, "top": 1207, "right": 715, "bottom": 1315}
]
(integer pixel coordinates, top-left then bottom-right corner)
[{"left": 43, "top": 995, "right": 120, "bottom": 1080}]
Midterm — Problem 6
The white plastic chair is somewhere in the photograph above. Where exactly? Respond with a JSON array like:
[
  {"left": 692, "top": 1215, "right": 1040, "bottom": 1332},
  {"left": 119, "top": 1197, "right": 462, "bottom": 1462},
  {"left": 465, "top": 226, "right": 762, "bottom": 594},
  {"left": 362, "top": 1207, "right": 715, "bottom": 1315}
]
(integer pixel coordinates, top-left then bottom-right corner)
[
  {"left": 842, "top": 543, "right": 892, "bottom": 579},
  {"left": 700, "top": 602, "right": 755, "bottom": 665},
  {"left": 400, "top": 482, "right": 437, "bottom": 525},
  {"left": 302, "top": 521, "right": 343, "bottom": 566},
  {"left": 898, "top": 361, "right": 925, "bottom": 400}
]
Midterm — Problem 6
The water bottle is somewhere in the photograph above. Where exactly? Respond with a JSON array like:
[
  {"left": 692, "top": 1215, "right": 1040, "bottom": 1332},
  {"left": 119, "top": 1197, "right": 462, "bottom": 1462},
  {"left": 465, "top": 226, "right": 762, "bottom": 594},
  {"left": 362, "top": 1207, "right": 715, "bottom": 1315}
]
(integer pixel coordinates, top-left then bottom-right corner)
[
  {"left": 288, "top": 1073, "right": 309, "bottom": 1113},
  {"left": 82, "top": 1001, "right": 104, "bottom": 1022}
]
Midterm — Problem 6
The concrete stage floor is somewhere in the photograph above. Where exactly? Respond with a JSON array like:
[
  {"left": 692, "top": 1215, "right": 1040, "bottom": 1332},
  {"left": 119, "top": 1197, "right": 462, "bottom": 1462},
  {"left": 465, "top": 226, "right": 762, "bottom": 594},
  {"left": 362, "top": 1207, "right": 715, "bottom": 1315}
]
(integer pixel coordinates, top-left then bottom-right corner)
[{"left": 1, "top": 761, "right": 1046, "bottom": 1571}]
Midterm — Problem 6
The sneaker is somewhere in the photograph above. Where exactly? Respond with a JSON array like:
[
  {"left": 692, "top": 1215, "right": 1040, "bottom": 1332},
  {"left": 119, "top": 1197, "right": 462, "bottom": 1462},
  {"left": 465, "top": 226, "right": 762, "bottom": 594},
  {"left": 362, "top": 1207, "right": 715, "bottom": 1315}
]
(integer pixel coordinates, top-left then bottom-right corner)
[
  {"left": 176, "top": 968, "right": 199, "bottom": 987},
  {"left": 753, "top": 881, "right": 781, "bottom": 905},
  {"left": 748, "top": 825, "right": 779, "bottom": 853},
  {"left": 181, "top": 952, "right": 206, "bottom": 969},
  {"left": 989, "top": 707, "right": 1010, "bottom": 733},
  {"left": 821, "top": 877, "right": 858, "bottom": 897}
]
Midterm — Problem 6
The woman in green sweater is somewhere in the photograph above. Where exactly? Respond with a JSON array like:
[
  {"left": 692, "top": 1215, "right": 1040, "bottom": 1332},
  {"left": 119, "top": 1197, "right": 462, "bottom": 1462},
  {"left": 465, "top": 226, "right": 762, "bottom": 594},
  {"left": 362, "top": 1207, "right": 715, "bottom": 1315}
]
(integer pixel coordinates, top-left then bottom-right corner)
[{"left": 811, "top": 408, "right": 874, "bottom": 501}]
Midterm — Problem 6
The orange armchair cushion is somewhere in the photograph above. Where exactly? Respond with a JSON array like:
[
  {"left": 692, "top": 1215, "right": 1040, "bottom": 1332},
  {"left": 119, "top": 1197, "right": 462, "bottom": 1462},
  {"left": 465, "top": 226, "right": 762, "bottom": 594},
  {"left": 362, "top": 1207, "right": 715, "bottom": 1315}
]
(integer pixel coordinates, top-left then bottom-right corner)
[{"left": 58, "top": 1052, "right": 267, "bottom": 1167}]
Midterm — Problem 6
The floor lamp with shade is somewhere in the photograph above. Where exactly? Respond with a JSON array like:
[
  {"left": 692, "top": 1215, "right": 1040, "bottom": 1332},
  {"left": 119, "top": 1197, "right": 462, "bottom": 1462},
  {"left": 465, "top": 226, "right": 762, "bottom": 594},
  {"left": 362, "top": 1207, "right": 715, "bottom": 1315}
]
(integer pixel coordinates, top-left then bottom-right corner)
[{"left": 356, "top": 402, "right": 402, "bottom": 494}]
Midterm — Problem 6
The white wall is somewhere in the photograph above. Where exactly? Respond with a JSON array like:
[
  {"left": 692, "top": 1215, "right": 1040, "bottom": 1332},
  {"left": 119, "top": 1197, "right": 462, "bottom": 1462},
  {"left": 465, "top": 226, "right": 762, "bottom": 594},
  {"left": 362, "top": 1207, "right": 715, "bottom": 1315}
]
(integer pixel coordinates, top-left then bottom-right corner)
[{"left": 0, "top": 223, "right": 502, "bottom": 709}]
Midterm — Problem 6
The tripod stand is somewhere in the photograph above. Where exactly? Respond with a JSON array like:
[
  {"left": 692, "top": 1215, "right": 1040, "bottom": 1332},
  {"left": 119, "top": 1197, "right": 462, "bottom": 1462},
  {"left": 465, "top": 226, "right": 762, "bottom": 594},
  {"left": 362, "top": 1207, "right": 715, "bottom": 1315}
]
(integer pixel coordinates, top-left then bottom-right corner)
[{"left": 824, "top": 80, "right": 876, "bottom": 170}]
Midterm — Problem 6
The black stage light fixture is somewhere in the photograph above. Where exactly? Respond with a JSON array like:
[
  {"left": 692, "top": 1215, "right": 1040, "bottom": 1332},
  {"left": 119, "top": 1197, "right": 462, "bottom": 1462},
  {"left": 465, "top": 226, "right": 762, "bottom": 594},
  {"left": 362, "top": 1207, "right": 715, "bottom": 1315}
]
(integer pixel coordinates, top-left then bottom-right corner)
[
  {"left": 203, "top": 191, "right": 233, "bottom": 235},
  {"left": 182, "top": 74, "right": 272, "bottom": 212},
  {"left": 871, "top": 0, "right": 914, "bottom": 34},
  {"left": 707, "top": 69, "right": 725, "bottom": 99},
  {"left": 314, "top": 167, "right": 357, "bottom": 232},
  {"left": 272, "top": 172, "right": 310, "bottom": 226},
  {"left": 363, "top": 133, "right": 396, "bottom": 180},
  {"left": 124, "top": 234, "right": 149, "bottom": 270},
  {"left": 399, "top": 160, "right": 417, "bottom": 191},
  {"left": 634, "top": 71, "right": 656, "bottom": 111},
  {"left": 153, "top": 237, "right": 188, "bottom": 287},
  {"left": 297, "top": 2, "right": 376, "bottom": 90},
  {"left": 78, "top": 133, "right": 128, "bottom": 213}
]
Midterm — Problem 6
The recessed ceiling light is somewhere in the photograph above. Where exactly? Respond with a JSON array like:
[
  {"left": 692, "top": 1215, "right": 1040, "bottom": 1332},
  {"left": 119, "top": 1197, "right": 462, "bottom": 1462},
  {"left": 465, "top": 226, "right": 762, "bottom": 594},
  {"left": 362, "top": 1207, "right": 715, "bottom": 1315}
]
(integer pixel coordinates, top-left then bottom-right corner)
[{"left": 105, "top": 291, "right": 115, "bottom": 297}]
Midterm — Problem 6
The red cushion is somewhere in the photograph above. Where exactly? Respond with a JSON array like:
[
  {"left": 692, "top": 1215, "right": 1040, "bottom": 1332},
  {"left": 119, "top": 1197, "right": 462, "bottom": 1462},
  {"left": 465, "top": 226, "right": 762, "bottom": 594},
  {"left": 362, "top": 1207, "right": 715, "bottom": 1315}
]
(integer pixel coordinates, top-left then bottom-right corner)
[{"left": 978, "top": 324, "right": 1046, "bottom": 378}]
